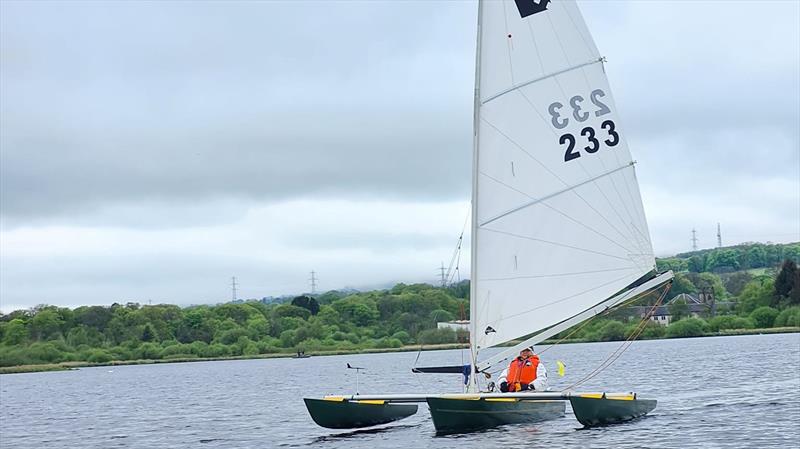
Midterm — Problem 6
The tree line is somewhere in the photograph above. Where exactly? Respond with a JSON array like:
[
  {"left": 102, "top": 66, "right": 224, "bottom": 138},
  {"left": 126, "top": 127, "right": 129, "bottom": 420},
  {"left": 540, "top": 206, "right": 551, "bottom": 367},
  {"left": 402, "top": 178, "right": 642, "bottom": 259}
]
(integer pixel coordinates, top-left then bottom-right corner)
[
  {"left": 0, "top": 282, "right": 469, "bottom": 367},
  {"left": 1, "top": 242, "right": 798, "bottom": 368}
]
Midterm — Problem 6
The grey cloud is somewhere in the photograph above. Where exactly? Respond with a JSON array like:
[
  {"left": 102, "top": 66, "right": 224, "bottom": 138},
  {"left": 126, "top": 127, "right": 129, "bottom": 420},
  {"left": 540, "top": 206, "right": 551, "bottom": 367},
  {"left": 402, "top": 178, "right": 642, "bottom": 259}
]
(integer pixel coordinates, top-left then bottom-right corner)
[
  {"left": 1, "top": 1, "right": 477, "bottom": 223},
  {"left": 1, "top": 1, "right": 798, "bottom": 309}
]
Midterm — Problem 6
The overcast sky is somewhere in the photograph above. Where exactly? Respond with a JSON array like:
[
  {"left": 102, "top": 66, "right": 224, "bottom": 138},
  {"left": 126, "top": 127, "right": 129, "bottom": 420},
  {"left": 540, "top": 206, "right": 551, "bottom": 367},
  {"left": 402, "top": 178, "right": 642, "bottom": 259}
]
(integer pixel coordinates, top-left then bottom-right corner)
[{"left": 1, "top": 0, "right": 798, "bottom": 312}]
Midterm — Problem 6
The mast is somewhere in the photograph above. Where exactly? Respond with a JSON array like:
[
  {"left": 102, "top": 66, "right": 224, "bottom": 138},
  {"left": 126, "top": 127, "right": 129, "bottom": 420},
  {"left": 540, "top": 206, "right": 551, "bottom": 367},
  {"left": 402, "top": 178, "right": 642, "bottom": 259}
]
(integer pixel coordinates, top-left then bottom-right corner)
[{"left": 468, "top": 0, "right": 483, "bottom": 393}]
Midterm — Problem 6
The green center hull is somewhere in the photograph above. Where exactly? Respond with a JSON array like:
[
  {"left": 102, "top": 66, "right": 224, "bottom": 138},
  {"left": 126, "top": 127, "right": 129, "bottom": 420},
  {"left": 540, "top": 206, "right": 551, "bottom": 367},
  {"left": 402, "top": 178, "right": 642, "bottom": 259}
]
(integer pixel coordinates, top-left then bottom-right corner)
[
  {"left": 426, "top": 397, "right": 566, "bottom": 434},
  {"left": 569, "top": 395, "right": 657, "bottom": 427},
  {"left": 303, "top": 398, "right": 418, "bottom": 429}
]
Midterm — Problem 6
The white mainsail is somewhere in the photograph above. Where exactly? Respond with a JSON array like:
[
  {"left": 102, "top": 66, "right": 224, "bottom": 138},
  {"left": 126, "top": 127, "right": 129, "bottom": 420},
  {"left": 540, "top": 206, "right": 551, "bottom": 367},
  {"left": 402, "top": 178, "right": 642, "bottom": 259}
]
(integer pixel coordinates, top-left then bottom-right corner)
[{"left": 470, "top": 0, "right": 658, "bottom": 357}]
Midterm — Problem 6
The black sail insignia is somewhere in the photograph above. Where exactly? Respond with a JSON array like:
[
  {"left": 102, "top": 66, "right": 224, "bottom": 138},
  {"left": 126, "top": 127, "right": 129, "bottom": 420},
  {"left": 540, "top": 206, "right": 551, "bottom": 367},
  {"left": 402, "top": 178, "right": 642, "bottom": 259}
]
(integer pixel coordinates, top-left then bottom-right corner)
[{"left": 514, "top": 0, "right": 550, "bottom": 18}]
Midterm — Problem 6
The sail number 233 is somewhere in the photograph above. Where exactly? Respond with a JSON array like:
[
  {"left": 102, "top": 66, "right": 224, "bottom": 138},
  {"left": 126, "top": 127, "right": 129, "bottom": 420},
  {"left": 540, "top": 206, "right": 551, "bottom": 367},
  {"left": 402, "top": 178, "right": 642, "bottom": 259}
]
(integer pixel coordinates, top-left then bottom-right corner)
[{"left": 547, "top": 89, "right": 620, "bottom": 163}]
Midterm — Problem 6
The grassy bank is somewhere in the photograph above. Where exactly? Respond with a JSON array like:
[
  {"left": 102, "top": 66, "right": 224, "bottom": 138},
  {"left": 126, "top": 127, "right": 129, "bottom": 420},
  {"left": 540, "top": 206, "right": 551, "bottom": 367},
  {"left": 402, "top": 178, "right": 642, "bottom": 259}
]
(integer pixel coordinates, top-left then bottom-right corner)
[
  {"left": 0, "top": 342, "right": 468, "bottom": 374},
  {"left": 3, "top": 329, "right": 797, "bottom": 375}
]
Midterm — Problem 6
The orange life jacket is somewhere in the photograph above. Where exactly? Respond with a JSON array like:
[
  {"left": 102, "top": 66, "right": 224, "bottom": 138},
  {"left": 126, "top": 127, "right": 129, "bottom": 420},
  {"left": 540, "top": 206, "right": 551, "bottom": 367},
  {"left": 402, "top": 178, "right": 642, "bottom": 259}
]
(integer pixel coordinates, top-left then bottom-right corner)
[{"left": 507, "top": 355, "right": 539, "bottom": 392}]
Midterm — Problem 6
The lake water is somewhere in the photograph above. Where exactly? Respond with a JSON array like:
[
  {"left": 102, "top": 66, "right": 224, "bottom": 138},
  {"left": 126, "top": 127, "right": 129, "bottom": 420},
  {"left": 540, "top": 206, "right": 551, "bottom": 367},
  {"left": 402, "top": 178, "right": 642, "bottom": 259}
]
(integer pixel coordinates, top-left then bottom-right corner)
[{"left": 1, "top": 333, "right": 798, "bottom": 448}]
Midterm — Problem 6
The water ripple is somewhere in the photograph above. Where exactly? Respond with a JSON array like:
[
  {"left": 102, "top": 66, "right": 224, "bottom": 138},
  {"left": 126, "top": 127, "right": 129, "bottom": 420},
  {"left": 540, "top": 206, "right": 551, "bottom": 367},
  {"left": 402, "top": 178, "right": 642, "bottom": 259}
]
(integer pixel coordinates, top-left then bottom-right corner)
[{"left": 1, "top": 333, "right": 798, "bottom": 448}]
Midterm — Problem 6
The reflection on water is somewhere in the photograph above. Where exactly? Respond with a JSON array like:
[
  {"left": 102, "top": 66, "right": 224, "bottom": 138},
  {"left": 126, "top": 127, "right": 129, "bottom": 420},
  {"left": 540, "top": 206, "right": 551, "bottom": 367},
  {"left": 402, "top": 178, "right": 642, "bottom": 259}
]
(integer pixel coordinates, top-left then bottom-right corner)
[{"left": 1, "top": 333, "right": 798, "bottom": 448}]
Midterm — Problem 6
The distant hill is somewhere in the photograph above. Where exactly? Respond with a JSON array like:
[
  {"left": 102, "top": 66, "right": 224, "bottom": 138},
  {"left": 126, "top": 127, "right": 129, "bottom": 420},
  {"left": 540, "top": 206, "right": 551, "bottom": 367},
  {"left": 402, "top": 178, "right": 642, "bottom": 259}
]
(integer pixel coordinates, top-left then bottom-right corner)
[{"left": 657, "top": 242, "right": 799, "bottom": 274}]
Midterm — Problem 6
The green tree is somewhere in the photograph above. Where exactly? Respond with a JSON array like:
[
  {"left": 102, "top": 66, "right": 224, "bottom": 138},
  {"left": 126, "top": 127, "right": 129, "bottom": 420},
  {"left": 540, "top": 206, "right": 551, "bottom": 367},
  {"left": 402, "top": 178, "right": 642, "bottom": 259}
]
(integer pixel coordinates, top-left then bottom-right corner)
[
  {"left": 245, "top": 316, "right": 270, "bottom": 339},
  {"left": 86, "top": 349, "right": 113, "bottom": 363},
  {"left": 141, "top": 323, "right": 157, "bottom": 342},
  {"left": 745, "top": 245, "right": 767, "bottom": 268},
  {"left": 670, "top": 273, "right": 698, "bottom": 296},
  {"left": 598, "top": 321, "right": 626, "bottom": 341},
  {"left": 792, "top": 273, "right": 800, "bottom": 305},
  {"left": 706, "top": 249, "right": 740, "bottom": 271},
  {"left": 688, "top": 255, "right": 706, "bottom": 273},
  {"left": 656, "top": 258, "right": 689, "bottom": 273},
  {"left": 737, "top": 277, "right": 775, "bottom": 314},
  {"left": 73, "top": 306, "right": 113, "bottom": 331},
  {"left": 272, "top": 304, "right": 311, "bottom": 321},
  {"left": 291, "top": 295, "right": 320, "bottom": 315},
  {"left": 29, "top": 308, "right": 64, "bottom": 341},
  {"left": 774, "top": 307, "right": 800, "bottom": 327},
  {"left": 2, "top": 319, "right": 28, "bottom": 345},
  {"left": 708, "top": 315, "right": 754, "bottom": 332},
  {"left": 315, "top": 306, "right": 341, "bottom": 326},
  {"left": 749, "top": 306, "right": 779, "bottom": 328},
  {"left": 175, "top": 308, "right": 215, "bottom": 343},
  {"left": 686, "top": 272, "right": 728, "bottom": 300},
  {"left": 331, "top": 297, "right": 378, "bottom": 326},
  {"left": 774, "top": 260, "right": 798, "bottom": 302},
  {"left": 666, "top": 318, "right": 707, "bottom": 338}
]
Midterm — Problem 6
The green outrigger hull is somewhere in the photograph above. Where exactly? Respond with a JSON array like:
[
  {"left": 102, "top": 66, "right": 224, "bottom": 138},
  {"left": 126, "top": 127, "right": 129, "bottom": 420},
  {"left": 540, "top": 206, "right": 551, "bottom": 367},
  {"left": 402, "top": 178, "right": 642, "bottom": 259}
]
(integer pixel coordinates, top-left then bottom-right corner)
[
  {"left": 303, "top": 398, "right": 418, "bottom": 429},
  {"left": 427, "top": 396, "right": 565, "bottom": 434},
  {"left": 569, "top": 394, "right": 657, "bottom": 427}
]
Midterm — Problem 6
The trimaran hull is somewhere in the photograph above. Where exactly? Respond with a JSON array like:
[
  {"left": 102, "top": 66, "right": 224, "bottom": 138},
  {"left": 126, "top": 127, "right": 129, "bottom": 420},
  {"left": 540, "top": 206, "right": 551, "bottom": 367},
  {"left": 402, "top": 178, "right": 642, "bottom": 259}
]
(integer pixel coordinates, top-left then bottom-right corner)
[
  {"left": 427, "top": 396, "right": 565, "bottom": 434},
  {"left": 304, "top": 392, "right": 656, "bottom": 433}
]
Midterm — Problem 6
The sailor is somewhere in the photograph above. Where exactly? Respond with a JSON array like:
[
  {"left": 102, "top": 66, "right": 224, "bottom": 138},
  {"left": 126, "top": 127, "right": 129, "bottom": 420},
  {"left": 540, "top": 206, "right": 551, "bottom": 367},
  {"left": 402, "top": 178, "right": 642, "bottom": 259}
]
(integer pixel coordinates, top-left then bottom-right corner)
[{"left": 503, "top": 346, "right": 547, "bottom": 392}]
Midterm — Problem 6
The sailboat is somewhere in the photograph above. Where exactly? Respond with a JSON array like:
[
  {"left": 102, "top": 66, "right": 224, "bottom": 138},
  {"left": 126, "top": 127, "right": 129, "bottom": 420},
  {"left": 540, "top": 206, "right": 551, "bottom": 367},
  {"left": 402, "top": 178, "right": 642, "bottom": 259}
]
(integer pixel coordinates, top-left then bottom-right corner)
[{"left": 304, "top": 0, "right": 674, "bottom": 434}]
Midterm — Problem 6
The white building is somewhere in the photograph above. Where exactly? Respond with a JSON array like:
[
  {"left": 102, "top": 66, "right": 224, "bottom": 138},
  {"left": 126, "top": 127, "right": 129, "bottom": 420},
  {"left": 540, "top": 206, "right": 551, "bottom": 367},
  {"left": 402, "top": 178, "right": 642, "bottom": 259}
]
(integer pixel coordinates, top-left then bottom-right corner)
[{"left": 437, "top": 320, "right": 470, "bottom": 332}]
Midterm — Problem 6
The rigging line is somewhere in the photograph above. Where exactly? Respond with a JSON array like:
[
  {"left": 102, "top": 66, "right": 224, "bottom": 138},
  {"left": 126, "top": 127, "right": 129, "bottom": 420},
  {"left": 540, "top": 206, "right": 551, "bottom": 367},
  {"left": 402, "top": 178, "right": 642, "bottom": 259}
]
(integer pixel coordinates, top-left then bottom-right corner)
[
  {"left": 446, "top": 207, "right": 471, "bottom": 284},
  {"left": 478, "top": 170, "right": 638, "bottom": 255},
  {"left": 480, "top": 226, "right": 637, "bottom": 263},
  {"left": 481, "top": 275, "right": 667, "bottom": 372},
  {"left": 568, "top": 284, "right": 670, "bottom": 389},
  {"left": 481, "top": 270, "right": 640, "bottom": 329},
  {"left": 479, "top": 162, "right": 633, "bottom": 227},
  {"left": 538, "top": 279, "right": 665, "bottom": 355},
  {"left": 412, "top": 346, "right": 426, "bottom": 390},
  {"left": 445, "top": 236, "right": 462, "bottom": 285},
  {"left": 563, "top": 284, "right": 671, "bottom": 391},
  {"left": 481, "top": 266, "right": 638, "bottom": 282}
]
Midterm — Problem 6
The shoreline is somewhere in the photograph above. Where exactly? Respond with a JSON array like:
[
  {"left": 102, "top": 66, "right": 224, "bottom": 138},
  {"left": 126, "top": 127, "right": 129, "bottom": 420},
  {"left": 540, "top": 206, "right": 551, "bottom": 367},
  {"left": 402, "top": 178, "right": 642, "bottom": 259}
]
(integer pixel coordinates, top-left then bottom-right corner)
[{"left": 2, "top": 327, "right": 797, "bottom": 375}]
